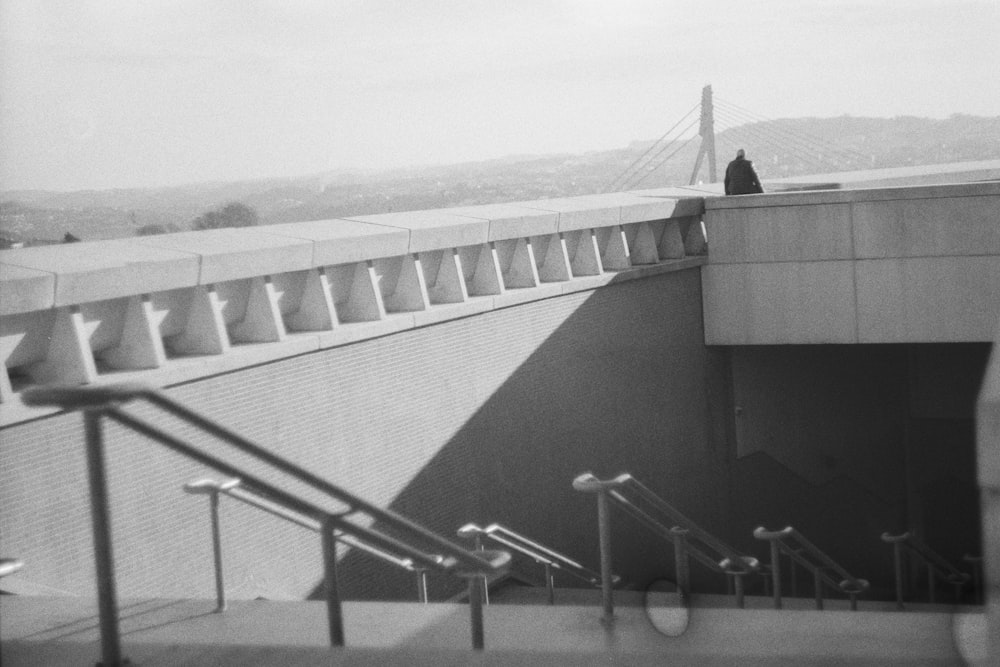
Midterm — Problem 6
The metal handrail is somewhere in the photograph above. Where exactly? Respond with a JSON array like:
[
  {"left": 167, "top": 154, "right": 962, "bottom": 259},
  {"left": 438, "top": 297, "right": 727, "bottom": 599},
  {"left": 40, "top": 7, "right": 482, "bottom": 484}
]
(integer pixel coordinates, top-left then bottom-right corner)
[
  {"left": 23, "top": 383, "right": 510, "bottom": 665},
  {"left": 573, "top": 472, "right": 759, "bottom": 620},
  {"left": 0, "top": 558, "right": 24, "bottom": 578},
  {"left": 754, "top": 525, "right": 869, "bottom": 610},
  {"left": 881, "top": 531, "right": 971, "bottom": 609},
  {"left": 185, "top": 478, "right": 432, "bottom": 608},
  {"left": 458, "top": 522, "right": 615, "bottom": 604}
]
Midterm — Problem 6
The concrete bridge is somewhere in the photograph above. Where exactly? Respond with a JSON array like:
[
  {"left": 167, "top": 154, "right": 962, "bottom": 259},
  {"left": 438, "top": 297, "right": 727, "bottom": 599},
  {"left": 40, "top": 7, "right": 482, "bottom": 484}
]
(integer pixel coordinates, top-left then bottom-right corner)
[{"left": 1, "top": 162, "right": 998, "bottom": 663}]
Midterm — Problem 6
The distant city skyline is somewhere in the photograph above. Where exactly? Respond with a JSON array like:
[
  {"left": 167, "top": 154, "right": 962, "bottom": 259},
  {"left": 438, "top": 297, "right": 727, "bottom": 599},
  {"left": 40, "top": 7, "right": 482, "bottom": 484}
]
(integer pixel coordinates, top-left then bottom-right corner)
[{"left": 2, "top": 0, "right": 998, "bottom": 192}]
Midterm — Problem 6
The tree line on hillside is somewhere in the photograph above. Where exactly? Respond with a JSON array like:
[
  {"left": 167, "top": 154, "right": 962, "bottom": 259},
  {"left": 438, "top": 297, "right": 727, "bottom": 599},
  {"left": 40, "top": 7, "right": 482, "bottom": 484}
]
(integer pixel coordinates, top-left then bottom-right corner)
[{"left": 136, "top": 201, "right": 259, "bottom": 236}]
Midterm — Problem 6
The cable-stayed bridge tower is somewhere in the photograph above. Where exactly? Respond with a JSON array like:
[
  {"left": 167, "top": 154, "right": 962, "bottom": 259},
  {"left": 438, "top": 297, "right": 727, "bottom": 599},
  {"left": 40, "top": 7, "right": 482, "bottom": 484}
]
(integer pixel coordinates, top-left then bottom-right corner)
[{"left": 689, "top": 84, "right": 718, "bottom": 185}]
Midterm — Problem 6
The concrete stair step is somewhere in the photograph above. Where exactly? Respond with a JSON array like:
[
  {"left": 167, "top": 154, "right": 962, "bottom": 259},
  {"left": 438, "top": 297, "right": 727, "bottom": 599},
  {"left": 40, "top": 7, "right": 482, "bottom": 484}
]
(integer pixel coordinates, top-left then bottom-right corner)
[
  {"left": 489, "top": 584, "right": 980, "bottom": 613},
  {"left": 1, "top": 595, "right": 990, "bottom": 666}
]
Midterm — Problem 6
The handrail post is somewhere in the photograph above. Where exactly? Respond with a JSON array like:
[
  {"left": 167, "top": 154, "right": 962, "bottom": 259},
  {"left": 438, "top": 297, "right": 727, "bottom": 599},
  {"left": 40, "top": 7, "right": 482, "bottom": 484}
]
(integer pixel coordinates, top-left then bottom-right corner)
[
  {"left": 416, "top": 569, "right": 428, "bottom": 603},
  {"left": 467, "top": 575, "right": 485, "bottom": 650},
  {"left": 788, "top": 549, "right": 799, "bottom": 598},
  {"left": 208, "top": 489, "right": 227, "bottom": 612},
  {"left": 670, "top": 527, "right": 690, "bottom": 602},
  {"left": 596, "top": 490, "right": 615, "bottom": 622},
  {"left": 733, "top": 573, "right": 745, "bottom": 609},
  {"left": 813, "top": 569, "right": 823, "bottom": 610},
  {"left": 320, "top": 515, "right": 345, "bottom": 647},
  {"left": 472, "top": 534, "right": 489, "bottom": 605},
  {"left": 769, "top": 540, "right": 782, "bottom": 609},
  {"left": 544, "top": 562, "right": 555, "bottom": 605},
  {"left": 84, "top": 409, "right": 125, "bottom": 667},
  {"left": 892, "top": 541, "right": 904, "bottom": 610},
  {"left": 963, "top": 555, "right": 982, "bottom": 605}
]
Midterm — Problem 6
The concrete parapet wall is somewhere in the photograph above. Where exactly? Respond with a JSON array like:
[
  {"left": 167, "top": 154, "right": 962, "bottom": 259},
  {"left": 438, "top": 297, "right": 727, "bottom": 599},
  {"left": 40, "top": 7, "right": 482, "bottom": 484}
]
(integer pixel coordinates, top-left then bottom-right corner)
[
  {"left": 977, "top": 324, "right": 1000, "bottom": 659},
  {"left": 0, "top": 193, "right": 706, "bottom": 425},
  {"left": 0, "top": 268, "right": 719, "bottom": 602},
  {"left": 702, "top": 181, "right": 1000, "bottom": 344}
]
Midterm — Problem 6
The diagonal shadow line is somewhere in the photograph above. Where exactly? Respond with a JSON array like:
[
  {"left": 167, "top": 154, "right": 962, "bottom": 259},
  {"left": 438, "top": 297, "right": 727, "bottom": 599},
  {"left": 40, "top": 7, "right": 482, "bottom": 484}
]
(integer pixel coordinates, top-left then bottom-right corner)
[
  {"left": 14, "top": 599, "right": 165, "bottom": 640},
  {"left": 17, "top": 599, "right": 199, "bottom": 642},
  {"left": 118, "top": 608, "right": 218, "bottom": 639}
]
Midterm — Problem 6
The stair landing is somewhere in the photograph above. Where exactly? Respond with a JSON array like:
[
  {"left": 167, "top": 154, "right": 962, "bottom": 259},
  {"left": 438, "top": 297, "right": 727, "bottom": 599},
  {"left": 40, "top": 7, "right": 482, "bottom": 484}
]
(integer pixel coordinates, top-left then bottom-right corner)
[{"left": 1, "top": 595, "right": 989, "bottom": 666}]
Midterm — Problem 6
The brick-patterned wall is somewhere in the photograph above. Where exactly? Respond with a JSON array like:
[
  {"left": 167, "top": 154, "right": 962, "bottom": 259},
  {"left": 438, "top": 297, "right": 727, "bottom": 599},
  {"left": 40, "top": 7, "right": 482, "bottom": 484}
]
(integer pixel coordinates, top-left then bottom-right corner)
[{"left": 1, "top": 267, "right": 724, "bottom": 601}]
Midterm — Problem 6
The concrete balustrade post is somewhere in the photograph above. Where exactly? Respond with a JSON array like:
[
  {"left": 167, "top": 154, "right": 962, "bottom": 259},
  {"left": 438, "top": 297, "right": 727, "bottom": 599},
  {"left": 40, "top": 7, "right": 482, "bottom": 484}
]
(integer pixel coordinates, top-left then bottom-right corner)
[
  {"left": 564, "top": 230, "right": 603, "bottom": 276},
  {"left": 283, "top": 268, "right": 338, "bottom": 332},
  {"left": 495, "top": 238, "right": 539, "bottom": 289},
  {"left": 596, "top": 225, "right": 630, "bottom": 270},
  {"left": 329, "top": 261, "right": 385, "bottom": 322},
  {"left": 533, "top": 234, "right": 572, "bottom": 282},
  {"left": 420, "top": 249, "right": 467, "bottom": 304},
  {"left": 623, "top": 222, "right": 660, "bottom": 265},
  {"left": 375, "top": 254, "right": 429, "bottom": 313},
  {"left": 28, "top": 306, "right": 97, "bottom": 385},
  {"left": 167, "top": 285, "right": 230, "bottom": 356},
  {"left": 656, "top": 220, "right": 686, "bottom": 259},
  {"left": 459, "top": 244, "right": 504, "bottom": 296},
  {"left": 99, "top": 295, "right": 166, "bottom": 370},
  {"left": 226, "top": 276, "right": 287, "bottom": 343},
  {"left": 680, "top": 216, "right": 707, "bottom": 255}
]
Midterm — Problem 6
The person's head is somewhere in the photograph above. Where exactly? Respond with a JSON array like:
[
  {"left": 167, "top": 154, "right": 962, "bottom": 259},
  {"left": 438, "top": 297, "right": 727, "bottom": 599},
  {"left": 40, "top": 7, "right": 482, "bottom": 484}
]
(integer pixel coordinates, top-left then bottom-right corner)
[{"left": 736, "top": 148, "right": 745, "bottom": 159}]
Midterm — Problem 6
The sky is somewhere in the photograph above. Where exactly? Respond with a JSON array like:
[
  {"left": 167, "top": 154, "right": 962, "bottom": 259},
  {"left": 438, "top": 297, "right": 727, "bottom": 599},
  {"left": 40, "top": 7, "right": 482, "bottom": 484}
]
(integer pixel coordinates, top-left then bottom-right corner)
[{"left": 1, "top": 0, "right": 998, "bottom": 192}]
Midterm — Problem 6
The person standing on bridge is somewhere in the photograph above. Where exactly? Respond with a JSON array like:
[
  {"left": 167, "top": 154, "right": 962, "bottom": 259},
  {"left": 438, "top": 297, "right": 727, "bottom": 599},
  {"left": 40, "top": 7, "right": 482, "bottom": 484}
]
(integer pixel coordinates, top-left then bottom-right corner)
[{"left": 724, "top": 149, "right": 764, "bottom": 195}]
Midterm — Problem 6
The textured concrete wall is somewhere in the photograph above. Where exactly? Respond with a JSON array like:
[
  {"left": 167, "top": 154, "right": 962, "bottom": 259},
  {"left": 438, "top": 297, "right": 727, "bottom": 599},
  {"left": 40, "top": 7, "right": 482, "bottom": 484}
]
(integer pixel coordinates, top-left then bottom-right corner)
[
  {"left": 1, "top": 267, "right": 726, "bottom": 602},
  {"left": 702, "top": 181, "right": 1000, "bottom": 344},
  {"left": 726, "top": 343, "right": 987, "bottom": 599}
]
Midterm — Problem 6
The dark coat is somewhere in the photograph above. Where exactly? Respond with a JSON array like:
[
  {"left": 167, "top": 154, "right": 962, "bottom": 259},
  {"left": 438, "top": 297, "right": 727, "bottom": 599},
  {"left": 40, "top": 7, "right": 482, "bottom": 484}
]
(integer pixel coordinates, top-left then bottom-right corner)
[{"left": 724, "top": 157, "right": 763, "bottom": 195}]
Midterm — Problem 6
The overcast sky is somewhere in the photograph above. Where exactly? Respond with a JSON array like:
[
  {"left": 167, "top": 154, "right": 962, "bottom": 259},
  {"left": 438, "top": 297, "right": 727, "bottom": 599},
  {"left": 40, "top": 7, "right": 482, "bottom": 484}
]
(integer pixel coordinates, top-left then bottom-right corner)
[{"left": 1, "top": 0, "right": 997, "bottom": 192}]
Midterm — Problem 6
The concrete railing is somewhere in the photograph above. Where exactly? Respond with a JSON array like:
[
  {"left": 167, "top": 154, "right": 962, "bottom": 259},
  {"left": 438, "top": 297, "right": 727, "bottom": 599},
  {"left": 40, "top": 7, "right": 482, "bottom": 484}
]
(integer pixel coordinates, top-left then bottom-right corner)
[{"left": 0, "top": 192, "right": 706, "bottom": 425}]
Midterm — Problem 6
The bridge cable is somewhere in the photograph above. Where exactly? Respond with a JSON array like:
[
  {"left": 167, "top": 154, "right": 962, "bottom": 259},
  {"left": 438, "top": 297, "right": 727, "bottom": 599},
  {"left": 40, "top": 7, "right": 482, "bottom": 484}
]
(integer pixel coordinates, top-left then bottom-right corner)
[
  {"left": 713, "top": 106, "right": 850, "bottom": 165},
  {"left": 712, "top": 108, "right": 836, "bottom": 173},
  {"left": 622, "top": 133, "right": 701, "bottom": 190},
  {"left": 712, "top": 108, "right": 849, "bottom": 173},
  {"left": 603, "top": 102, "right": 701, "bottom": 192},
  {"left": 714, "top": 98, "right": 862, "bottom": 161},
  {"left": 715, "top": 97, "right": 871, "bottom": 165},
  {"left": 617, "top": 116, "right": 701, "bottom": 190},
  {"left": 716, "top": 96, "right": 872, "bottom": 163}
]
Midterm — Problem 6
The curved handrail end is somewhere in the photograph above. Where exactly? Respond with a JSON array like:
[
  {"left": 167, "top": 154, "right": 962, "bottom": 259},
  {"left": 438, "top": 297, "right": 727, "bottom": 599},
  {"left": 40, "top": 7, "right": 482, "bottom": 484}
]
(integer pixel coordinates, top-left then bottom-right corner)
[
  {"left": 454, "top": 549, "right": 512, "bottom": 578},
  {"left": 880, "top": 531, "right": 911, "bottom": 543},
  {"left": 572, "top": 472, "right": 632, "bottom": 492},
  {"left": 456, "top": 523, "right": 484, "bottom": 539},
  {"left": 184, "top": 478, "right": 241, "bottom": 495},
  {"left": 838, "top": 578, "right": 870, "bottom": 594},
  {"left": 753, "top": 525, "right": 794, "bottom": 540},
  {"left": 719, "top": 556, "right": 760, "bottom": 575}
]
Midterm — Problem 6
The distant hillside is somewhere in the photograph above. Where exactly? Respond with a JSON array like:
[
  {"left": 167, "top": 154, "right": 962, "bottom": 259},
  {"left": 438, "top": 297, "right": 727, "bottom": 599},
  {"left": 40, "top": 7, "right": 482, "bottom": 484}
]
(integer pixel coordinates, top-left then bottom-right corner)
[{"left": 2, "top": 114, "right": 998, "bottom": 246}]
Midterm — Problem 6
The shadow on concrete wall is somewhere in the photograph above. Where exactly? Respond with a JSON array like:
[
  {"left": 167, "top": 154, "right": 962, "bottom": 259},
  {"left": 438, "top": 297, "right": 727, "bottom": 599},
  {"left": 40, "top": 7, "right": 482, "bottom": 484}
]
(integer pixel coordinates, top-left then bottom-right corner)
[{"left": 320, "top": 295, "right": 987, "bottom": 604}]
